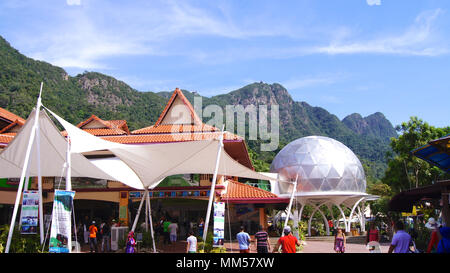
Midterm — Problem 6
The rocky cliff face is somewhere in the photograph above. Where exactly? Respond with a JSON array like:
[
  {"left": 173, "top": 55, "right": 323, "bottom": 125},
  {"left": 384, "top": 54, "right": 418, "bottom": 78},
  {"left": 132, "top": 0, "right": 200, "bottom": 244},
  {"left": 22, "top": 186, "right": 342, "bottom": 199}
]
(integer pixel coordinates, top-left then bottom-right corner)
[
  {"left": 342, "top": 112, "right": 397, "bottom": 142},
  {"left": 0, "top": 34, "right": 395, "bottom": 176}
]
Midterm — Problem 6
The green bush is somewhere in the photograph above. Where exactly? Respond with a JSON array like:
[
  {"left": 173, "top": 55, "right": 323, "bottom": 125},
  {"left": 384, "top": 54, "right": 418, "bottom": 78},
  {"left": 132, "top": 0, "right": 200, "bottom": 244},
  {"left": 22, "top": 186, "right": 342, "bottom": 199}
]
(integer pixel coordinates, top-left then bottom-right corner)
[
  {"left": 0, "top": 225, "right": 45, "bottom": 253},
  {"left": 197, "top": 231, "right": 226, "bottom": 253}
]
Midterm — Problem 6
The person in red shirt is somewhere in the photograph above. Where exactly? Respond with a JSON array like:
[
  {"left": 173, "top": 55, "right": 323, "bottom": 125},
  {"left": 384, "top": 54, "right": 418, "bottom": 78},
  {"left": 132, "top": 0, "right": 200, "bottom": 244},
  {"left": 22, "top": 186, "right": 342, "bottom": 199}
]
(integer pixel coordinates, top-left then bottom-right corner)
[
  {"left": 273, "top": 226, "right": 300, "bottom": 253},
  {"left": 426, "top": 218, "right": 440, "bottom": 253},
  {"left": 89, "top": 221, "right": 98, "bottom": 253},
  {"left": 366, "top": 223, "right": 379, "bottom": 244}
]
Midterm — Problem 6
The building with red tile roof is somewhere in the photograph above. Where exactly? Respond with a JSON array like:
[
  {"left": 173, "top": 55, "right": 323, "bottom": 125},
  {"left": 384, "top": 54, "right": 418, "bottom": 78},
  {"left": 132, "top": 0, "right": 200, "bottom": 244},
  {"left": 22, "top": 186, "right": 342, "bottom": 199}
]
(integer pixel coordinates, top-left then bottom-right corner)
[{"left": 0, "top": 88, "right": 287, "bottom": 237}]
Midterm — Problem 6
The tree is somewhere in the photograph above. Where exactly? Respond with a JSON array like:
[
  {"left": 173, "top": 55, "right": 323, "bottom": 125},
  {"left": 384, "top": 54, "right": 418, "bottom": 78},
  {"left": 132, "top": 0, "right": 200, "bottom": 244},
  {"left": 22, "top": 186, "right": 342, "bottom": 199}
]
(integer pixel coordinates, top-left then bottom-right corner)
[{"left": 382, "top": 117, "right": 450, "bottom": 193}]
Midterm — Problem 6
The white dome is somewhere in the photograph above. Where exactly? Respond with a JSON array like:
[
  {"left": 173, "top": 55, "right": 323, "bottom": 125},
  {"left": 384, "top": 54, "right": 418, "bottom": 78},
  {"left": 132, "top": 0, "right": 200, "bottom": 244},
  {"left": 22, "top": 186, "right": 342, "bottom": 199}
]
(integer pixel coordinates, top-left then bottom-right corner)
[{"left": 270, "top": 136, "right": 366, "bottom": 193}]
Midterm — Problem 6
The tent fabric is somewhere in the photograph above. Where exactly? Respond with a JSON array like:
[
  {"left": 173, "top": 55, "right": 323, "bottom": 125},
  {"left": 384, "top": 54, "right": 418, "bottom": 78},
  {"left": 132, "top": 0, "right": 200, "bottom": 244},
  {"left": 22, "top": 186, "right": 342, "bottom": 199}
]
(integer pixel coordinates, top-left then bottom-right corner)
[
  {"left": 0, "top": 109, "right": 119, "bottom": 181},
  {"left": 89, "top": 157, "right": 147, "bottom": 190},
  {"left": 46, "top": 107, "right": 280, "bottom": 189}
]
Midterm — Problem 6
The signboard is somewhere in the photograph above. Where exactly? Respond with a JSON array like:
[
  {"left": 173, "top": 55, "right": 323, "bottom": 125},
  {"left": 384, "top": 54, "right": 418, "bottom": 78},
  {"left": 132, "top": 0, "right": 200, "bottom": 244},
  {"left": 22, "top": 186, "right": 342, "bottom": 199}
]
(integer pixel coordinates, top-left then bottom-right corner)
[
  {"left": 49, "top": 190, "right": 75, "bottom": 253},
  {"left": 401, "top": 206, "right": 417, "bottom": 217},
  {"left": 213, "top": 202, "right": 225, "bottom": 247},
  {"left": 20, "top": 190, "right": 39, "bottom": 234}
]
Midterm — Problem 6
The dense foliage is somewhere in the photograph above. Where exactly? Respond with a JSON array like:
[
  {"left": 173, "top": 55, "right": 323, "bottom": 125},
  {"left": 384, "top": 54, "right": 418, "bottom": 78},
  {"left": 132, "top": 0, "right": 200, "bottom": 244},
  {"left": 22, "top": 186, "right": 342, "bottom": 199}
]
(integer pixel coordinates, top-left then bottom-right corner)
[{"left": 1, "top": 35, "right": 396, "bottom": 178}]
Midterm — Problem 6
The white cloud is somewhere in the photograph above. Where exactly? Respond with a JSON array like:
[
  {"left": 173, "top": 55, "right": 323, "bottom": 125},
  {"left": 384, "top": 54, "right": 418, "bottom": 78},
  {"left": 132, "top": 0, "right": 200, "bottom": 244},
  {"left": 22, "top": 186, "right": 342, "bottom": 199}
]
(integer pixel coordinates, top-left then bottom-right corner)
[
  {"left": 366, "top": 0, "right": 381, "bottom": 6},
  {"left": 312, "top": 9, "right": 447, "bottom": 56},
  {"left": 66, "top": 0, "right": 81, "bottom": 6}
]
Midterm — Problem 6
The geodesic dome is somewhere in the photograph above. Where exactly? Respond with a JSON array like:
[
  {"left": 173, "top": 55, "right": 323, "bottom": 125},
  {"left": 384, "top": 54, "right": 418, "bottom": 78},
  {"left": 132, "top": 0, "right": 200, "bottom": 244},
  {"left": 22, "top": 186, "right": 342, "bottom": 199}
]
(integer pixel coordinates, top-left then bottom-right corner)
[{"left": 270, "top": 136, "right": 366, "bottom": 194}]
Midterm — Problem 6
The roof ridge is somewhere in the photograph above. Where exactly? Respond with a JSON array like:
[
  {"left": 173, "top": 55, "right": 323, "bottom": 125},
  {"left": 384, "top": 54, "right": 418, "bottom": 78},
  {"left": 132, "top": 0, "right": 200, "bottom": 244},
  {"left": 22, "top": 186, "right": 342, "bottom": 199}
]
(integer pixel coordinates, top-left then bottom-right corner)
[{"left": 154, "top": 88, "right": 202, "bottom": 126}]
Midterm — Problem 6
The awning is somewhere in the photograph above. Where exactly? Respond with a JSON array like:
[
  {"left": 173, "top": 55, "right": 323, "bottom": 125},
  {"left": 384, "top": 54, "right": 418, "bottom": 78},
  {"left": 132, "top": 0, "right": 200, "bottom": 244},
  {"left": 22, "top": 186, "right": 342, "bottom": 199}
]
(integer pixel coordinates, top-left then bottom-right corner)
[
  {"left": 411, "top": 134, "right": 450, "bottom": 173},
  {"left": 388, "top": 180, "right": 450, "bottom": 212}
]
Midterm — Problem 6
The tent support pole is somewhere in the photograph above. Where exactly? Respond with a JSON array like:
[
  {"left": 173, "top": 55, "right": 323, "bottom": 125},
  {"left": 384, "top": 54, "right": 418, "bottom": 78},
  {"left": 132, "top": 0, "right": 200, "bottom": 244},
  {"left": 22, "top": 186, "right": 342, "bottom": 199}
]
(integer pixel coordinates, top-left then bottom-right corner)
[
  {"left": 131, "top": 191, "right": 146, "bottom": 232},
  {"left": 202, "top": 126, "right": 224, "bottom": 244},
  {"left": 145, "top": 194, "right": 149, "bottom": 232},
  {"left": 145, "top": 190, "right": 156, "bottom": 253},
  {"left": 283, "top": 175, "right": 298, "bottom": 235},
  {"left": 36, "top": 117, "right": 44, "bottom": 245},
  {"left": 5, "top": 83, "right": 43, "bottom": 253},
  {"left": 65, "top": 136, "right": 71, "bottom": 191}
]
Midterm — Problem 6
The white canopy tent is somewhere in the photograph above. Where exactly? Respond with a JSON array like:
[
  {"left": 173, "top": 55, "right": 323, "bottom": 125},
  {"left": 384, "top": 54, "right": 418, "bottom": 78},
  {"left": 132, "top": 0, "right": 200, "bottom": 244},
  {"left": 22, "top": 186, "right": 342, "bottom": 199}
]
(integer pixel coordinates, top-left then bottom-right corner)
[
  {"left": 47, "top": 106, "right": 277, "bottom": 188},
  {"left": 47, "top": 106, "right": 280, "bottom": 244},
  {"left": 0, "top": 109, "right": 125, "bottom": 181},
  {"left": 1, "top": 96, "right": 282, "bottom": 252}
]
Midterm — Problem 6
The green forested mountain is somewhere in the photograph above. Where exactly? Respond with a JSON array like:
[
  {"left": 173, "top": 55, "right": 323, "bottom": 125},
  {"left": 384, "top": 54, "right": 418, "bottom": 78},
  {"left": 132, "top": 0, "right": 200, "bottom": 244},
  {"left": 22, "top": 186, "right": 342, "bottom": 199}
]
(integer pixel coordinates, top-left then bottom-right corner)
[{"left": 0, "top": 35, "right": 396, "bottom": 178}]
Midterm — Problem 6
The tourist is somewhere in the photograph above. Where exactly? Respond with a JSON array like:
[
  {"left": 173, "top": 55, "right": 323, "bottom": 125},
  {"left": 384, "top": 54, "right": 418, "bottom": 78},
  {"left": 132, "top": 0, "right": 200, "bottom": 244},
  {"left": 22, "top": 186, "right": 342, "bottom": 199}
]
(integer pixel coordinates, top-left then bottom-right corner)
[
  {"left": 168, "top": 219, "right": 179, "bottom": 243},
  {"left": 163, "top": 218, "right": 171, "bottom": 245},
  {"left": 334, "top": 227, "right": 346, "bottom": 253},
  {"left": 236, "top": 226, "right": 251, "bottom": 253},
  {"left": 88, "top": 221, "right": 98, "bottom": 253},
  {"left": 198, "top": 218, "right": 205, "bottom": 238},
  {"left": 273, "top": 226, "right": 300, "bottom": 253},
  {"left": 101, "top": 220, "right": 111, "bottom": 252},
  {"left": 388, "top": 220, "right": 411, "bottom": 253},
  {"left": 83, "top": 216, "right": 90, "bottom": 245},
  {"left": 156, "top": 216, "right": 165, "bottom": 243},
  {"left": 437, "top": 224, "right": 450, "bottom": 253},
  {"left": 255, "top": 225, "right": 270, "bottom": 253},
  {"left": 426, "top": 218, "right": 439, "bottom": 253},
  {"left": 366, "top": 223, "right": 379, "bottom": 244},
  {"left": 126, "top": 231, "right": 136, "bottom": 253},
  {"left": 328, "top": 218, "right": 334, "bottom": 235},
  {"left": 186, "top": 230, "right": 197, "bottom": 253}
]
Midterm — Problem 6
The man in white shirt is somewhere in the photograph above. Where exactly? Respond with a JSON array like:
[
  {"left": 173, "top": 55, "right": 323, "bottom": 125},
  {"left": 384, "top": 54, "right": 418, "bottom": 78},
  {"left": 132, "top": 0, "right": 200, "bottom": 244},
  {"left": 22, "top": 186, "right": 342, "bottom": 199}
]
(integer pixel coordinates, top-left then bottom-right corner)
[
  {"left": 186, "top": 230, "right": 197, "bottom": 253},
  {"left": 168, "top": 220, "right": 179, "bottom": 243}
]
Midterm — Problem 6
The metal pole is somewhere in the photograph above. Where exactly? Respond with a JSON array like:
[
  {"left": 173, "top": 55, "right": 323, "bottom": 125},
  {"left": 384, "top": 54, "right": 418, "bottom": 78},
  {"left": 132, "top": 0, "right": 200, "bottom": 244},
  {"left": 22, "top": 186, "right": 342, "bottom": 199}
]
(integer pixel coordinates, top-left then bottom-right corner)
[
  {"left": 36, "top": 115, "right": 45, "bottom": 245},
  {"left": 131, "top": 191, "right": 146, "bottom": 232},
  {"left": 5, "top": 110, "right": 42, "bottom": 252},
  {"left": 202, "top": 126, "right": 224, "bottom": 243},
  {"left": 65, "top": 136, "right": 71, "bottom": 191},
  {"left": 36, "top": 82, "right": 45, "bottom": 245},
  {"left": 146, "top": 190, "right": 156, "bottom": 253},
  {"left": 283, "top": 174, "right": 298, "bottom": 233}
]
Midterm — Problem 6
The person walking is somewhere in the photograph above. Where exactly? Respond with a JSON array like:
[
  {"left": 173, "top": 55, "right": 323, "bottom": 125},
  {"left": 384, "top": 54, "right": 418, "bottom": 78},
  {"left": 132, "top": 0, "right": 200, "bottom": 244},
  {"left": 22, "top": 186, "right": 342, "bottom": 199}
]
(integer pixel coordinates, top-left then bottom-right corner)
[
  {"left": 101, "top": 220, "right": 111, "bottom": 252},
  {"left": 236, "top": 226, "right": 251, "bottom": 253},
  {"left": 255, "top": 225, "right": 270, "bottom": 253},
  {"left": 163, "top": 218, "right": 172, "bottom": 245},
  {"left": 366, "top": 223, "right": 379, "bottom": 244},
  {"left": 198, "top": 218, "right": 205, "bottom": 238},
  {"left": 88, "top": 221, "right": 98, "bottom": 253},
  {"left": 186, "top": 230, "right": 197, "bottom": 253},
  {"left": 426, "top": 218, "right": 439, "bottom": 253},
  {"left": 273, "top": 226, "right": 300, "bottom": 253},
  {"left": 388, "top": 220, "right": 412, "bottom": 253},
  {"left": 437, "top": 224, "right": 450, "bottom": 253},
  {"left": 168, "top": 219, "right": 179, "bottom": 244},
  {"left": 334, "top": 227, "right": 346, "bottom": 253},
  {"left": 126, "top": 231, "right": 136, "bottom": 253}
]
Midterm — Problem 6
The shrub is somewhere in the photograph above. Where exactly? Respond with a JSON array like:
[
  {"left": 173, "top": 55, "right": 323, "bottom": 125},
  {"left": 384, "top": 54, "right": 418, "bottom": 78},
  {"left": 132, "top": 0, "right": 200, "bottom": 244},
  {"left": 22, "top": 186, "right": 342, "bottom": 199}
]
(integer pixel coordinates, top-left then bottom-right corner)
[{"left": 0, "top": 225, "right": 45, "bottom": 253}]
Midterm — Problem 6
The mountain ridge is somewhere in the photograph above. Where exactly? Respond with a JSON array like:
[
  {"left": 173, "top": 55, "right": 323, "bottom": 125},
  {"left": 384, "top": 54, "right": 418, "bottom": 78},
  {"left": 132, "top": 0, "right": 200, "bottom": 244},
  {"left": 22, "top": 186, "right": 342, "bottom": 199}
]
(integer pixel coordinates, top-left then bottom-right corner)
[{"left": 0, "top": 35, "right": 395, "bottom": 177}]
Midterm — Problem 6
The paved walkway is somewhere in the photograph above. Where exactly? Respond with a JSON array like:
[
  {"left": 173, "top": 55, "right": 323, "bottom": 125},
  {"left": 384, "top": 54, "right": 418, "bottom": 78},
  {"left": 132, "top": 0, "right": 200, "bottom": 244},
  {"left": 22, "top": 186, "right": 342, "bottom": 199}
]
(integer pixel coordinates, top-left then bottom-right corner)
[{"left": 78, "top": 235, "right": 390, "bottom": 253}]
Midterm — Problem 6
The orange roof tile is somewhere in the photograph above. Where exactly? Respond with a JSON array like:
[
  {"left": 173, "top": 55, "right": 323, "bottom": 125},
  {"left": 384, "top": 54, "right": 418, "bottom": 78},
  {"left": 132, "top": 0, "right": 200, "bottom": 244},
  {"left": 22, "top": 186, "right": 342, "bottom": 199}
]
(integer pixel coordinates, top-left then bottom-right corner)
[
  {"left": 72, "top": 114, "right": 129, "bottom": 136},
  {"left": 101, "top": 131, "right": 241, "bottom": 144},
  {"left": 154, "top": 88, "right": 202, "bottom": 126},
  {"left": 0, "top": 134, "right": 14, "bottom": 145},
  {"left": 132, "top": 123, "right": 219, "bottom": 134},
  {"left": 0, "top": 107, "right": 25, "bottom": 124},
  {"left": 220, "top": 180, "right": 285, "bottom": 202}
]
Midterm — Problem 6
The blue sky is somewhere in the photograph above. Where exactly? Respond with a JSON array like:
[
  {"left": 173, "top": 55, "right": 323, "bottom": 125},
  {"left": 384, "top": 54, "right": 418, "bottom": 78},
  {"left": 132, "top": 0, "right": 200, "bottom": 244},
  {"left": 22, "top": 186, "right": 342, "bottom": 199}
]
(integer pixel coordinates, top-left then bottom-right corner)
[{"left": 0, "top": 0, "right": 449, "bottom": 128}]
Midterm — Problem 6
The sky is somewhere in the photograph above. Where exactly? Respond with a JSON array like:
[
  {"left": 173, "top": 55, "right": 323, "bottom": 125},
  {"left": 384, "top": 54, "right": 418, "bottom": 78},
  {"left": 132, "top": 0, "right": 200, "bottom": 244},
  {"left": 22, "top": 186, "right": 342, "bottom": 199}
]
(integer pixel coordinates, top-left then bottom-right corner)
[{"left": 0, "top": 0, "right": 449, "bottom": 128}]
